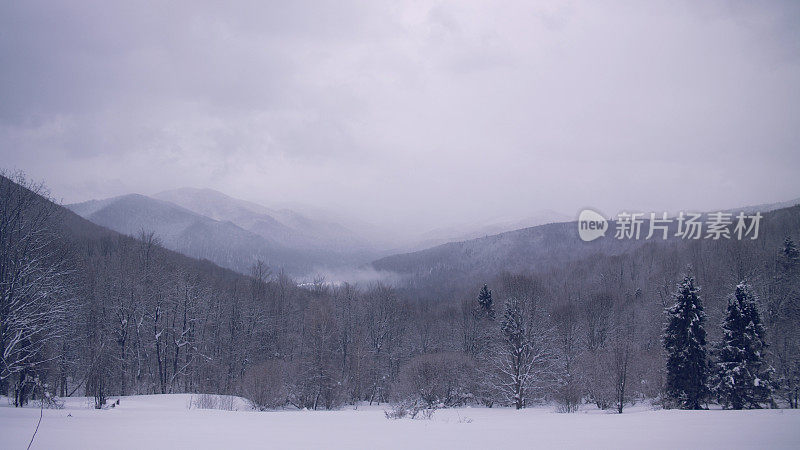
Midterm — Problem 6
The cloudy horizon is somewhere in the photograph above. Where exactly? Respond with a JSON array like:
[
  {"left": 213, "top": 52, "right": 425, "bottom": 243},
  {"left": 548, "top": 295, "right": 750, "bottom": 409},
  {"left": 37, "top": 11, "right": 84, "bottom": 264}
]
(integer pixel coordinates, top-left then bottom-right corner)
[{"left": 2, "top": 0, "right": 799, "bottom": 235}]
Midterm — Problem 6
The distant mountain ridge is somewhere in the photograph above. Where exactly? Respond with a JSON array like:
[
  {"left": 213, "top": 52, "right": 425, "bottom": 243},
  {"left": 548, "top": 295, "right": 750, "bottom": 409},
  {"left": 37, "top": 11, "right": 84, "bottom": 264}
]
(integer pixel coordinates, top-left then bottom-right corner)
[
  {"left": 411, "top": 209, "right": 572, "bottom": 250},
  {"left": 372, "top": 200, "right": 800, "bottom": 299},
  {"left": 153, "top": 188, "right": 371, "bottom": 252},
  {"left": 726, "top": 197, "right": 800, "bottom": 215},
  {"left": 68, "top": 186, "right": 800, "bottom": 284},
  {"left": 67, "top": 191, "right": 380, "bottom": 277}
]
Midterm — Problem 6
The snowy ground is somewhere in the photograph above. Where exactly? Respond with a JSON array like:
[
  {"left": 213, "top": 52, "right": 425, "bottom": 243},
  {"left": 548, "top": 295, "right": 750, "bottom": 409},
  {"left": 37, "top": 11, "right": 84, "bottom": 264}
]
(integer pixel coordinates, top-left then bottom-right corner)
[{"left": 2, "top": 394, "right": 799, "bottom": 449}]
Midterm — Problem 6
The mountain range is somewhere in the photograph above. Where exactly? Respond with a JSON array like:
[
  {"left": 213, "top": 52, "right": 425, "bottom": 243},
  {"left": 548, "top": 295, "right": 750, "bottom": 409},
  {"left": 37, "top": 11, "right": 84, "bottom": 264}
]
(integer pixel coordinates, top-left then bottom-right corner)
[
  {"left": 372, "top": 198, "right": 800, "bottom": 299},
  {"left": 67, "top": 187, "right": 800, "bottom": 283},
  {"left": 410, "top": 210, "right": 572, "bottom": 251},
  {"left": 67, "top": 190, "right": 380, "bottom": 277}
]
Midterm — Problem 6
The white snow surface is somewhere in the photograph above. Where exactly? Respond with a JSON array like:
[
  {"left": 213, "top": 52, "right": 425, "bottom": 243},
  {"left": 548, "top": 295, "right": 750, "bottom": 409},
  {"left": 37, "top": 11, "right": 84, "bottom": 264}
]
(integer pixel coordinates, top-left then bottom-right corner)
[{"left": 2, "top": 394, "right": 799, "bottom": 449}]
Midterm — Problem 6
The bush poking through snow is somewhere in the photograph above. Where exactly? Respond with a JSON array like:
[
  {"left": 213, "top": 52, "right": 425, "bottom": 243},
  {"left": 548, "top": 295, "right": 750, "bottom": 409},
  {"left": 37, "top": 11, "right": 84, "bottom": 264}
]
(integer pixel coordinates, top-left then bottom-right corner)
[
  {"left": 418, "top": 407, "right": 436, "bottom": 420},
  {"left": 240, "top": 360, "right": 289, "bottom": 410},
  {"left": 40, "top": 394, "right": 65, "bottom": 410},
  {"left": 189, "top": 394, "right": 238, "bottom": 411},
  {"left": 456, "top": 414, "right": 474, "bottom": 424},
  {"left": 384, "top": 400, "right": 437, "bottom": 420},
  {"left": 384, "top": 403, "right": 409, "bottom": 419},
  {"left": 394, "top": 352, "right": 474, "bottom": 408}
]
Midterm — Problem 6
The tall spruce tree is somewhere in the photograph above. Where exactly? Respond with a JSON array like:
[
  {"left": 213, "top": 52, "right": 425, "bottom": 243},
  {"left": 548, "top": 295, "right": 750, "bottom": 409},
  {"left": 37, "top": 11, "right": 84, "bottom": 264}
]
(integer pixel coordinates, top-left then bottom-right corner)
[
  {"left": 712, "top": 283, "right": 774, "bottom": 409},
  {"left": 477, "top": 284, "right": 495, "bottom": 320},
  {"left": 663, "top": 276, "right": 709, "bottom": 409},
  {"left": 782, "top": 237, "right": 800, "bottom": 264}
]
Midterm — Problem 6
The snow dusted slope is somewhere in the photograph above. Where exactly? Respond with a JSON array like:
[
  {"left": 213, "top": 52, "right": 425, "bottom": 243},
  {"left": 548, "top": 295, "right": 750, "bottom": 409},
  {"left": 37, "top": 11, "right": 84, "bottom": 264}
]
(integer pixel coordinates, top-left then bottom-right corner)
[{"left": 2, "top": 394, "right": 799, "bottom": 449}]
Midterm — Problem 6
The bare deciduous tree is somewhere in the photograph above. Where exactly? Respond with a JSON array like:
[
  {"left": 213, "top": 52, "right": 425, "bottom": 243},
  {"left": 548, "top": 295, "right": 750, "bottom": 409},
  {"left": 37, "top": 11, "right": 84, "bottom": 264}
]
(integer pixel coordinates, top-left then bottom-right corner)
[
  {"left": 492, "top": 297, "right": 554, "bottom": 409},
  {"left": 0, "top": 172, "right": 71, "bottom": 405}
]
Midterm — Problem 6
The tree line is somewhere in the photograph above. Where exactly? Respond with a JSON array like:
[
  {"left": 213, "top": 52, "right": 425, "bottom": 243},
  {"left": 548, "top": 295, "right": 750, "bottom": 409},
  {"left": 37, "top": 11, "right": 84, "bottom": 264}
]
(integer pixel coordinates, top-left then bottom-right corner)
[{"left": 1, "top": 172, "right": 799, "bottom": 412}]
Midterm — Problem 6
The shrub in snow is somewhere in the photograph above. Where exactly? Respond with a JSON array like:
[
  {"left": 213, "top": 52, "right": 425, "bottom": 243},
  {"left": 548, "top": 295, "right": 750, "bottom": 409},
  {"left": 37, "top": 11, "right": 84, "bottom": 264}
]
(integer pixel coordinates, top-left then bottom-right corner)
[
  {"left": 418, "top": 407, "right": 436, "bottom": 420},
  {"left": 285, "top": 357, "right": 345, "bottom": 411},
  {"left": 40, "top": 394, "right": 64, "bottom": 410},
  {"left": 384, "top": 402, "right": 409, "bottom": 420},
  {"left": 240, "top": 360, "right": 289, "bottom": 410},
  {"left": 456, "top": 414, "right": 473, "bottom": 423},
  {"left": 383, "top": 400, "right": 436, "bottom": 420},
  {"left": 394, "top": 352, "right": 474, "bottom": 408},
  {"left": 190, "top": 394, "right": 237, "bottom": 411}
]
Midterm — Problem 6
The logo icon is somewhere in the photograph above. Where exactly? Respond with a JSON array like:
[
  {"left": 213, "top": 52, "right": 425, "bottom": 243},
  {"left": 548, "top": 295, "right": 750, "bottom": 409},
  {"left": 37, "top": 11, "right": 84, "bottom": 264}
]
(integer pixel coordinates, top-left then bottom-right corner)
[{"left": 578, "top": 209, "right": 608, "bottom": 242}]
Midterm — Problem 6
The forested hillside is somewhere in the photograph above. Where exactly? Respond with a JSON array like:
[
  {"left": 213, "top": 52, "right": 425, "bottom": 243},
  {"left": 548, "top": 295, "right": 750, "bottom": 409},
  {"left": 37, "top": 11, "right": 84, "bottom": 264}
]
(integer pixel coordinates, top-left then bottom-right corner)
[
  {"left": 374, "top": 207, "right": 800, "bottom": 300},
  {"left": 3, "top": 172, "right": 799, "bottom": 414}
]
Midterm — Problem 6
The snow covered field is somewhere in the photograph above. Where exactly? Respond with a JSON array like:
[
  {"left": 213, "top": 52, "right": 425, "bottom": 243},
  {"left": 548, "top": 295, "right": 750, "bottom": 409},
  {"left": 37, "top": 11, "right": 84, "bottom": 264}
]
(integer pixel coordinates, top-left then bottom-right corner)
[{"left": 2, "top": 394, "right": 799, "bottom": 449}]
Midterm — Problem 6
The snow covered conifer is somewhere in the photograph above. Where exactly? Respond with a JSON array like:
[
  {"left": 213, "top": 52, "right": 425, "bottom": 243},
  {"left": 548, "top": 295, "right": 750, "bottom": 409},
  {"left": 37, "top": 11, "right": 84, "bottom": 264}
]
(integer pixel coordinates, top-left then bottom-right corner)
[
  {"left": 663, "top": 276, "right": 708, "bottom": 409},
  {"left": 782, "top": 237, "right": 800, "bottom": 264},
  {"left": 477, "top": 284, "right": 495, "bottom": 320},
  {"left": 712, "top": 282, "right": 774, "bottom": 409}
]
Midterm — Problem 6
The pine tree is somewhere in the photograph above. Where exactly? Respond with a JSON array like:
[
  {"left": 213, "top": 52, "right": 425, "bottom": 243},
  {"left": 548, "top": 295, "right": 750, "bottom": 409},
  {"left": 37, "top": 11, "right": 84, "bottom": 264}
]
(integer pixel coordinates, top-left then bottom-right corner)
[
  {"left": 477, "top": 284, "right": 495, "bottom": 320},
  {"left": 663, "top": 276, "right": 709, "bottom": 409},
  {"left": 713, "top": 283, "right": 774, "bottom": 409},
  {"left": 782, "top": 237, "right": 800, "bottom": 264}
]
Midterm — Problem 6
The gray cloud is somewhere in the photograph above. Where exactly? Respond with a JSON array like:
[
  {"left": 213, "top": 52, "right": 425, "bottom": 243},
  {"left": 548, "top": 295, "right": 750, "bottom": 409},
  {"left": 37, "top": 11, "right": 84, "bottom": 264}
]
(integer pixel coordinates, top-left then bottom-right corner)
[{"left": 2, "top": 0, "right": 799, "bottom": 237}]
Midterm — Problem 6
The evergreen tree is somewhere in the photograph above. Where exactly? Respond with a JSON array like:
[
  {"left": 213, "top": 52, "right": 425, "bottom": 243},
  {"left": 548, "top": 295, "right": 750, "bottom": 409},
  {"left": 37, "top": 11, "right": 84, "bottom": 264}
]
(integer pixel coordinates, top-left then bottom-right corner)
[
  {"left": 782, "top": 237, "right": 800, "bottom": 264},
  {"left": 477, "top": 284, "right": 495, "bottom": 320},
  {"left": 713, "top": 283, "right": 774, "bottom": 409},
  {"left": 663, "top": 276, "right": 708, "bottom": 409}
]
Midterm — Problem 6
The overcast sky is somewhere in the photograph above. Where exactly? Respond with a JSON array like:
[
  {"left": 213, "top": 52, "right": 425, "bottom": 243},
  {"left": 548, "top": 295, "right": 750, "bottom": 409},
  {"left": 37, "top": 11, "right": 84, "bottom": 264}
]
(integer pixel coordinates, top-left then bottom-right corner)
[{"left": 2, "top": 0, "right": 799, "bottom": 234}]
